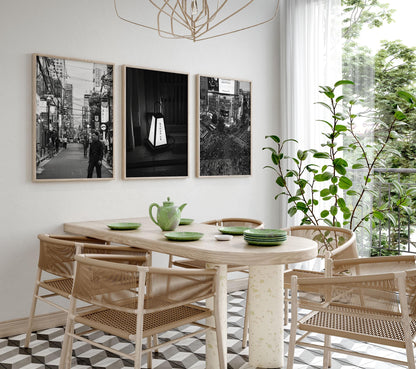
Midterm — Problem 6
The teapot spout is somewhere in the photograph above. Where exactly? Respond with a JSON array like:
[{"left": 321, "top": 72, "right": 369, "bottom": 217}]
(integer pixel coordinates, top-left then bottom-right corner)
[{"left": 178, "top": 203, "right": 187, "bottom": 213}]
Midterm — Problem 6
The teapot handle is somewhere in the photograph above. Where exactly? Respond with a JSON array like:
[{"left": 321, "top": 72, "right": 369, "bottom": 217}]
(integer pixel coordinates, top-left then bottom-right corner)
[{"left": 149, "top": 203, "right": 160, "bottom": 227}]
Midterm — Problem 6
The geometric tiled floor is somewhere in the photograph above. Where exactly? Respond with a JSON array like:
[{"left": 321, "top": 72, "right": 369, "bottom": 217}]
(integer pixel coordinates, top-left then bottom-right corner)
[{"left": 0, "top": 290, "right": 410, "bottom": 368}]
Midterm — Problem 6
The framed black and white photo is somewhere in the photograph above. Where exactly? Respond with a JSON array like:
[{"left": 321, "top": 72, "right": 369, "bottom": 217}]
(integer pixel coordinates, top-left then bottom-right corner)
[
  {"left": 33, "top": 54, "right": 114, "bottom": 182},
  {"left": 197, "top": 75, "right": 252, "bottom": 177},
  {"left": 122, "top": 65, "right": 188, "bottom": 179}
]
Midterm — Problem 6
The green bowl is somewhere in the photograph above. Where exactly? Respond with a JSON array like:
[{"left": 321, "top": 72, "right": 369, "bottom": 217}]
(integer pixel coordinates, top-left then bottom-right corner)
[
  {"left": 179, "top": 218, "right": 194, "bottom": 225},
  {"left": 164, "top": 231, "right": 203, "bottom": 241},
  {"left": 218, "top": 226, "right": 250, "bottom": 235},
  {"left": 107, "top": 222, "right": 141, "bottom": 230}
]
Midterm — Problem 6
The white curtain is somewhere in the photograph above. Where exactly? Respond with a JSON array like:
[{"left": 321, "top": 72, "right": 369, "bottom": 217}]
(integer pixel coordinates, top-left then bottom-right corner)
[
  {"left": 277, "top": 0, "right": 342, "bottom": 269},
  {"left": 278, "top": 0, "right": 342, "bottom": 226}
]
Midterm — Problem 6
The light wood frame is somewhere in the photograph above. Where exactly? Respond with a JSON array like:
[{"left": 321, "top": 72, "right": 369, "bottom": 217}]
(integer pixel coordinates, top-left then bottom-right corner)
[
  {"left": 32, "top": 53, "right": 115, "bottom": 182},
  {"left": 196, "top": 74, "right": 252, "bottom": 177},
  {"left": 122, "top": 65, "right": 189, "bottom": 179}
]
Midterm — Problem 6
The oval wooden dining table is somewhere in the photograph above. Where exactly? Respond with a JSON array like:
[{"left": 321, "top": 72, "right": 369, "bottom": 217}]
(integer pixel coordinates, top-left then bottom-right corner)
[{"left": 64, "top": 217, "right": 317, "bottom": 369}]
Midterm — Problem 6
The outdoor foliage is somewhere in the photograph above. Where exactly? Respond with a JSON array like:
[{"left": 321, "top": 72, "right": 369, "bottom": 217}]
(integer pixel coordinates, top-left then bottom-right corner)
[{"left": 263, "top": 81, "right": 416, "bottom": 244}]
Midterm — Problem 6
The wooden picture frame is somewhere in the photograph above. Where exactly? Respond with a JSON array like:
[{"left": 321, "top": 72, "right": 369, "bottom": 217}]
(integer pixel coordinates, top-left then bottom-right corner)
[
  {"left": 33, "top": 54, "right": 114, "bottom": 182},
  {"left": 197, "top": 75, "right": 252, "bottom": 177},
  {"left": 122, "top": 65, "right": 189, "bottom": 179}
]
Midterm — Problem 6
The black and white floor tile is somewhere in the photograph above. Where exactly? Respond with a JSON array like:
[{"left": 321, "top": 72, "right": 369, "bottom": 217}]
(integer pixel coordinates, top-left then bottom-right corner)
[{"left": 0, "top": 291, "right": 410, "bottom": 368}]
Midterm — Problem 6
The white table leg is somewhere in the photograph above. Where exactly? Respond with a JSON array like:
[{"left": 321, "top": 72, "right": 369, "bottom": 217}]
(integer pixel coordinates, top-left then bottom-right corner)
[
  {"left": 206, "top": 264, "right": 227, "bottom": 369},
  {"left": 248, "top": 265, "right": 284, "bottom": 368}
]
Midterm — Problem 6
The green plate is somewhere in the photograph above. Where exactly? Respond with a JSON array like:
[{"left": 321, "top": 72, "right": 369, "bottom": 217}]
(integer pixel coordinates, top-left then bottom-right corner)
[
  {"left": 245, "top": 239, "right": 286, "bottom": 246},
  {"left": 218, "top": 226, "right": 250, "bottom": 235},
  {"left": 164, "top": 232, "right": 203, "bottom": 241},
  {"left": 107, "top": 222, "right": 141, "bottom": 230},
  {"left": 244, "top": 229, "right": 287, "bottom": 237},
  {"left": 180, "top": 218, "right": 194, "bottom": 225},
  {"left": 244, "top": 236, "right": 287, "bottom": 242}
]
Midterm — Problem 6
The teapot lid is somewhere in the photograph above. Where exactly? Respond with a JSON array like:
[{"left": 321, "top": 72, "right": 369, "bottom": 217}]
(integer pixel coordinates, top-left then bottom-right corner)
[{"left": 163, "top": 197, "right": 174, "bottom": 206}]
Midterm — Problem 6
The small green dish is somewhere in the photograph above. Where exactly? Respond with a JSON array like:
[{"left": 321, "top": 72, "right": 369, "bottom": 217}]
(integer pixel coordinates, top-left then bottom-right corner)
[
  {"left": 218, "top": 226, "right": 250, "bottom": 235},
  {"left": 180, "top": 218, "right": 194, "bottom": 225},
  {"left": 107, "top": 222, "right": 141, "bottom": 230},
  {"left": 245, "top": 239, "right": 285, "bottom": 246},
  {"left": 244, "top": 229, "right": 287, "bottom": 237},
  {"left": 164, "top": 231, "right": 203, "bottom": 241}
]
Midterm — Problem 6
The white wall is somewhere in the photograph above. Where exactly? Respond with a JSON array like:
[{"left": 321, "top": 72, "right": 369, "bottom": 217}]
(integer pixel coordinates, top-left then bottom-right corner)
[{"left": 0, "top": 0, "right": 280, "bottom": 321}]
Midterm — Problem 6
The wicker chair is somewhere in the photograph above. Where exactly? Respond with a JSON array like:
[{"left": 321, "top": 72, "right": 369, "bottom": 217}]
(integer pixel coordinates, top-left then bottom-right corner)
[
  {"left": 58, "top": 254, "right": 226, "bottom": 369},
  {"left": 283, "top": 226, "right": 357, "bottom": 321},
  {"left": 24, "top": 234, "right": 150, "bottom": 348},
  {"left": 240, "top": 225, "right": 357, "bottom": 348},
  {"left": 287, "top": 269, "right": 416, "bottom": 369},
  {"left": 169, "top": 217, "right": 263, "bottom": 348}
]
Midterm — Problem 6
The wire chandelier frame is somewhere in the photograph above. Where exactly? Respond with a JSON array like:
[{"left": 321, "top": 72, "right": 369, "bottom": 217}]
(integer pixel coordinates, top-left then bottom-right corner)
[{"left": 114, "top": 0, "right": 280, "bottom": 42}]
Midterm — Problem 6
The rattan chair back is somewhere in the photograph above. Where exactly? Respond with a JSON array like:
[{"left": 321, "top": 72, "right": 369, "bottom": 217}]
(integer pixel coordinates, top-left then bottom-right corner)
[
  {"left": 59, "top": 254, "right": 226, "bottom": 369},
  {"left": 287, "top": 225, "right": 357, "bottom": 258},
  {"left": 287, "top": 270, "right": 416, "bottom": 369},
  {"left": 24, "top": 234, "right": 149, "bottom": 348},
  {"left": 202, "top": 217, "right": 264, "bottom": 228}
]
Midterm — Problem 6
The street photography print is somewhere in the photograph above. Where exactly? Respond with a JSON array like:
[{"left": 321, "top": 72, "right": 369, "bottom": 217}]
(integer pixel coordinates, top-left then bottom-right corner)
[
  {"left": 198, "top": 75, "right": 251, "bottom": 177},
  {"left": 33, "top": 54, "right": 114, "bottom": 181},
  {"left": 123, "top": 66, "right": 188, "bottom": 179}
]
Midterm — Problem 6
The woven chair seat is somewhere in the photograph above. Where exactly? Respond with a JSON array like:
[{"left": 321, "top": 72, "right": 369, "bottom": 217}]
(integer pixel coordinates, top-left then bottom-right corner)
[
  {"left": 75, "top": 304, "right": 212, "bottom": 340},
  {"left": 284, "top": 269, "right": 324, "bottom": 282},
  {"left": 39, "top": 277, "right": 73, "bottom": 297},
  {"left": 172, "top": 258, "right": 248, "bottom": 272},
  {"left": 300, "top": 305, "right": 416, "bottom": 348}
]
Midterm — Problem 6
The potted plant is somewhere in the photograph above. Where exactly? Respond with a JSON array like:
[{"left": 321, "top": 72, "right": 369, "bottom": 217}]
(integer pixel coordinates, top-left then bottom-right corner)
[{"left": 263, "top": 80, "right": 416, "bottom": 253}]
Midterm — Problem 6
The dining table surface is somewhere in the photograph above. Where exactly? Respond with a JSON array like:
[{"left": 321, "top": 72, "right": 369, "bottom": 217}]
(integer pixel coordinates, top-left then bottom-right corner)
[
  {"left": 64, "top": 217, "right": 317, "bottom": 266},
  {"left": 63, "top": 216, "right": 318, "bottom": 369}
]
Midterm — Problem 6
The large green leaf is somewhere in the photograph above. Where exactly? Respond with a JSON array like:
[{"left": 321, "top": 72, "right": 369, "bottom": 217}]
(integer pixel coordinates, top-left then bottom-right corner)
[
  {"left": 265, "top": 135, "right": 280, "bottom": 143},
  {"left": 329, "top": 184, "right": 338, "bottom": 195},
  {"left": 394, "top": 110, "right": 407, "bottom": 121},
  {"left": 313, "top": 152, "right": 330, "bottom": 159},
  {"left": 373, "top": 211, "right": 384, "bottom": 221},
  {"left": 320, "top": 188, "right": 331, "bottom": 197},
  {"left": 334, "top": 80, "right": 354, "bottom": 87},
  {"left": 337, "top": 198, "right": 346, "bottom": 209},
  {"left": 297, "top": 150, "right": 308, "bottom": 161},
  {"left": 334, "top": 164, "right": 347, "bottom": 175},
  {"left": 339, "top": 176, "right": 353, "bottom": 189},
  {"left": 334, "top": 124, "right": 347, "bottom": 132},
  {"left": 330, "top": 206, "right": 338, "bottom": 216},
  {"left": 288, "top": 206, "right": 297, "bottom": 217},
  {"left": 276, "top": 176, "right": 286, "bottom": 187},
  {"left": 314, "top": 172, "right": 332, "bottom": 182},
  {"left": 321, "top": 210, "right": 330, "bottom": 218},
  {"left": 397, "top": 90, "right": 415, "bottom": 104}
]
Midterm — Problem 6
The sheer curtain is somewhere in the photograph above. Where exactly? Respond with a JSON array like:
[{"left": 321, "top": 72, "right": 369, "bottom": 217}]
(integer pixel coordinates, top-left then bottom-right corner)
[{"left": 278, "top": 0, "right": 342, "bottom": 226}]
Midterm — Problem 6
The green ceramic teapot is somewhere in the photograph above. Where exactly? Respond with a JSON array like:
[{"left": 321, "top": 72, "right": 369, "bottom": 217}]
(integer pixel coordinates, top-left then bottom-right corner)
[{"left": 149, "top": 197, "right": 187, "bottom": 231}]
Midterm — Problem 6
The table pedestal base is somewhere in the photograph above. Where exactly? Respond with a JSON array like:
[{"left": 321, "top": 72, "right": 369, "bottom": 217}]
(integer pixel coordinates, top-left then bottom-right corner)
[{"left": 247, "top": 265, "right": 284, "bottom": 368}]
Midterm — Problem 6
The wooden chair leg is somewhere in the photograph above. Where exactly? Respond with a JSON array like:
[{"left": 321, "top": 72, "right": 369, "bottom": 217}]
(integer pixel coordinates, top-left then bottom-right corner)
[
  {"left": 25, "top": 269, "right": 42, "bottom": 347},
  {"left": 59, "top": 319, "right": 74, "bottom": 369},
  {"left": 152, "top": 334, "right": 158, "bottom": 352},
  {"left": 287, "top": 277, "right": 298, "bottom": 369},
  {"left": 323, "top": 335, "right": 331, "bottom": 369},
  {"left": 242, "top": 288, "right": 249, "bottom": 348},
  {"left": 147, "top": 336, "right": 152, "bottom": 369},
  {"left": 214, "top": 309, "right": 226, "bottom": 369}
]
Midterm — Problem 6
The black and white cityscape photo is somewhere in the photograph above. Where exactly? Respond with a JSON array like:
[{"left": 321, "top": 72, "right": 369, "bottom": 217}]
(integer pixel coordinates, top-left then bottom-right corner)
[
  {"left": 198, "top": 76, "right": 251, "bottom": 177},
  {"left": 33, "top": 55, "right": 114, "bottom": 181},
  {"left": 124, "top": 66, "right": 188, "bottom": 178}
]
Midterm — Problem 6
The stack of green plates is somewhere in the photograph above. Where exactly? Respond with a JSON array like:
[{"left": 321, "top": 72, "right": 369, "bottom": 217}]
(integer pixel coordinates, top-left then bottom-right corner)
[{"left": 243, "top": 229, "right": 287, "bottom": 246}]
